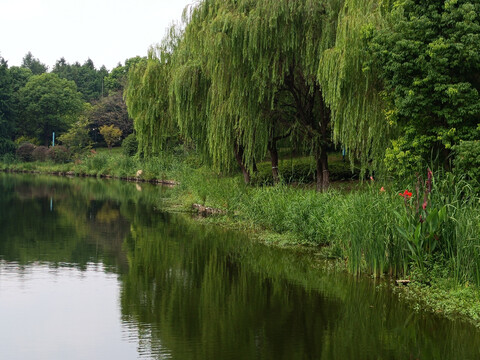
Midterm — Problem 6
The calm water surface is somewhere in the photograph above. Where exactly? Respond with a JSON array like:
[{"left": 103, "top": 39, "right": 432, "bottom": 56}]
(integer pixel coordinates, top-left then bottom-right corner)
[{"left": 1, "top": 173, "right": 480, "bottom": 360}]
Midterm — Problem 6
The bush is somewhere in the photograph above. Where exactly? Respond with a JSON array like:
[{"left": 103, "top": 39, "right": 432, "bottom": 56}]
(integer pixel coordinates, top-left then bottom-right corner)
[
  {"left": 100, "top": 125, "right": 122, "bottom": 150},
  {"left": 32, "top": 146, "right": 49, "bottom": 162},
  {"left": 453, "top": 140, "right": 480, "bottom": 189},
  {"left": 0, "top": 138, "right": 16, "bottom": 155},
  {"left": 0, "top": 153, "right": 17, "bottom": 164},
  {"left": 16, "top": 142, "right": 36, "bottom": 162},
  {"left": 47, "top": 145, "right": 70, "bottom": 163},
  {"left": 122, "top": 133, "right": 138, "bottom": 156}
]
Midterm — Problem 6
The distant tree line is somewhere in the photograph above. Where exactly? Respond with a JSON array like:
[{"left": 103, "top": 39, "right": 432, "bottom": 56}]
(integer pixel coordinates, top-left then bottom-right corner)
[{"left": 0, "top": 51, "right": 142, "bottom": 155}]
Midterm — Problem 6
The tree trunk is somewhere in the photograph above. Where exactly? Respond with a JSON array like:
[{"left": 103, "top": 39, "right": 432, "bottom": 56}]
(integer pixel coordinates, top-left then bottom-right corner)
[
  {"left": 268, "top": 140, "right": 280, "bottom": 184},
  {"left": 320, "top": 142, "right": 329, "bottom": 191},
  {"left": 315, "top": 147, "right": 323, "bottom": 192},
  {"left": 315, "top": 145, "right": 329, "bottom": 192},
  {"left": 234, "top": 142, "right": 250, "bottom": 184},
  {"left": 317, "top": 90, "right": 330, "bottom": 192}
]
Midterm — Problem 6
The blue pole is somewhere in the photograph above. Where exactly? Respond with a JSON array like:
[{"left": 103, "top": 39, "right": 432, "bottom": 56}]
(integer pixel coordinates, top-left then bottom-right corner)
[{"left": 52, "top": 132, "right": 55, "bottom": 147}]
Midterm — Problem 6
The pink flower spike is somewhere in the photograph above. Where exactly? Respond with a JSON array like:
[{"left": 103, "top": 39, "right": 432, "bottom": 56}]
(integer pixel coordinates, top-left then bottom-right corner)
[{"left": 380, "top": 187, "right": 385, "bottom": 192}]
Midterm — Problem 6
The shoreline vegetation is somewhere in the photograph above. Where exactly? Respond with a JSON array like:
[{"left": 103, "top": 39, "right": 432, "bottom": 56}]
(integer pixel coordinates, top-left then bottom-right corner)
[{"left": 2, "top": 148, "right": 480, "bottom": 328}]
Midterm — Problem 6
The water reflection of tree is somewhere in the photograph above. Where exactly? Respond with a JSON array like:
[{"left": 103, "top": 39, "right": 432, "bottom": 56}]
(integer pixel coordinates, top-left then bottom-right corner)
[
  {"left": 121, "top": 211, "right": 339, "bottom": 359},
  {"left": 121, "top": 211, "right": 480, "bottom": 360},
  {"left": 0, "top": 174, "right": 141, "bottom": 271}
]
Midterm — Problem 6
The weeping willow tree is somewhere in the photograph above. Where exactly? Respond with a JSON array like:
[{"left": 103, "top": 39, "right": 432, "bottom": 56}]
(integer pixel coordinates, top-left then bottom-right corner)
[
  {"left": 170, "top": 0, "right": 270, "bottom": 184},
  {"left": 170, "top": 0, "right": 346, "bottom": 190},
  {"left": 125, "top": 27, "right": 181, "bottom": 157},
  {"left": 320, "top": 0, "right": 391, "bottom": 173},
  {"left": 128, "top": 0, "right": 390, "bottom": 189}
]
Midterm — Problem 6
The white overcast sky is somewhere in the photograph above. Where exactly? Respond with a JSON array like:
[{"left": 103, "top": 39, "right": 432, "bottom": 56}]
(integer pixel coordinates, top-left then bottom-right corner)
[{"left": 0, "top": 0, "right": 195, "bottom": 71}]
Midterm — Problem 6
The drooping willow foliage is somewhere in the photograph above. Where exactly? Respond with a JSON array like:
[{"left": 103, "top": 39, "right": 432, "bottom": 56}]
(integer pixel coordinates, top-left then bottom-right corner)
[
  {"left": 126, "top": 0, "right": 391, "bottom": 188},
  {"left": 125, "top": 27, "right": 182, "bottom": 157},
  {"left": 320, "top": 0, "right": 391, "bottom": 170},
  {"left": 170, "top": 0, "right": 345, "bottom": 188}
]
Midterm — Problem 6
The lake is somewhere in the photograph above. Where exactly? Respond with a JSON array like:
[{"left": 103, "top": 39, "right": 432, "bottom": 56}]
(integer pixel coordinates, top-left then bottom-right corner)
[{"left": 0, "top": 173, "right": 479, "bottom": 359}]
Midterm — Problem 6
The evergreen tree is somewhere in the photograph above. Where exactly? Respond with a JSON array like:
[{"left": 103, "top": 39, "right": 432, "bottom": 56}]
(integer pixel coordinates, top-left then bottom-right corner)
[
  {"left": 21, "top": 52, "right": 48, "bottom": 75},
  {"left": 0, "top": 57, "right": 15, "bottom": 154}
]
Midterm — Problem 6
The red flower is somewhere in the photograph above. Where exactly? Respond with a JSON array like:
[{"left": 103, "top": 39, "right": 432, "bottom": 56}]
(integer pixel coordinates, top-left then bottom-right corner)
[{"left": 399, "top": 189, "right": 413, "bottom": 198}]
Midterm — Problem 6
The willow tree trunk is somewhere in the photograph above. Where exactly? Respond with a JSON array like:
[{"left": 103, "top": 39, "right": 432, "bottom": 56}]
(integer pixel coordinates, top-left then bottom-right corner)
[
  {"left": 234, "top": 142, "right": 251, "bottom": 184},
  {"left": 314, "top": 90, "right": 331, "bottom": 192},
  {"left": 268, "top": 140, "right": 280, "bottom": 184},
  {"left": 320, "top": 144, "right": 329, "bottom": 191}
]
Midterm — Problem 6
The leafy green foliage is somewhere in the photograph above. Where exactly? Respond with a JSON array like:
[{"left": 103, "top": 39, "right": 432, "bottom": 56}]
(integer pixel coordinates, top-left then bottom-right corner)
[
  {"left": 52, "top": 58, "right": 108, "bottom": 102},
  {"left": 395, "top": 171, "right": 448, "bottom": 276},
  {"left": 170, "top": 0, "right": 338, "bottom": 188},
  {"left": 125, "top": 0, "right": 395, "bottom": 189},
  {"left": 88, "top": 90, "right": 132, "bottom": 142},
  {"left": 0, "top": 57, "right": 15, "bottom": 155},
  {"left": 319, "top": 0, "right": 390, "bottom": 170},
  {"left": 453, "top": 140, "right": 480, "bottom": 189},
  {"left": 103, "top": 57, "right": 144, "bottom": 94},
  {"left": 58, "top": 111, "right": 93, "bottom": 156},
  {"left": 17, "top": 73, "right": 85, "bottom": 145},
  {"left": 99, "top": 124, "right": 122, "bottom": 150},
  {"left": 21, "top": 52, "right": 48, "bottom": 75},
  {"left": 122, "top": 133, "right": 138, "bottom": 156},
  {"left": 125, "top": 49, "right": 175, "bottom": 157},
  {"left": 371, "top": 0, "right": 480, "bottom": 171}
]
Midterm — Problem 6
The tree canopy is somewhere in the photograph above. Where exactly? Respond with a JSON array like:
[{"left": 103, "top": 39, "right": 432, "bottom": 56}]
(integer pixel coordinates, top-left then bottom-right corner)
[
  {"left": 52, "top": 58, "right": 108, "bottom": 102},
  {"left": 126, "top": 48, "right": 176, "bottom": 157},
  {"left": 0, "top": 56, "right": 15, "bottom": 154},
  {"left": 17, "top": 73, "right": 85, "bottom": 145},
  {"left": 21, "top": 52, "right": 48, "bottom": 75},
  {"left": 371, "top": 0, "right": 480, "bottom": 174},
  {"left": 125, "top": 0, "right": 391, "bottom": 189}
]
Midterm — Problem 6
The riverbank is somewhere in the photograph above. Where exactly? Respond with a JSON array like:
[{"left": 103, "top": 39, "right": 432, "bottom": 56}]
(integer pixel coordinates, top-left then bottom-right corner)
[{"left": 2, "top": 150, "right": 480, "bottom": 327}]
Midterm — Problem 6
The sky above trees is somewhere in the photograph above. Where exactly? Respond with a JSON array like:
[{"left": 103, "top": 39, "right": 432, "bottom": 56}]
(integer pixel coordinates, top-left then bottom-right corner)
[{"left": 0, "top": 0, "right": 193, "bottom": 70}]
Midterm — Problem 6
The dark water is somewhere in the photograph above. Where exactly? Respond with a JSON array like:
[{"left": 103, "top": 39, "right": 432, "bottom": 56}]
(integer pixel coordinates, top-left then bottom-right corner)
[{"left": 1, "top": 174, "right": 480, "bottom": 360}]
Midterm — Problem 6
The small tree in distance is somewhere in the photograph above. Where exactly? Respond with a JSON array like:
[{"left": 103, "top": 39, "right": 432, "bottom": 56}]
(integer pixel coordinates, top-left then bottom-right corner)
[{"left": 99, "top": 125, "right": 122, "bottom": 150}]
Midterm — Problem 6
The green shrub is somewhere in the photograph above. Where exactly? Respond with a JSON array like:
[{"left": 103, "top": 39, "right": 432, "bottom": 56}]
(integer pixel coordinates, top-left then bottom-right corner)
[
  {"left": 16, "top": 142, "right": 36, "bottom": 162},
  {"left": 0, "top": 138, "right": 16, "bottom": 155},
  {"left": 32, "top": 146, "right": 49, "bottom": 162},
  {"left": 47, "top": 145, "right": 70, "bottom": 163},
  {"left": 0, "top": 153, "right": 17, "bottom": 164},
  {"left": 453, "top": 140, "right": 480, "bottom": 189},
  {"left": 122, "top": 133, "right": 138, "bottom": 156}
]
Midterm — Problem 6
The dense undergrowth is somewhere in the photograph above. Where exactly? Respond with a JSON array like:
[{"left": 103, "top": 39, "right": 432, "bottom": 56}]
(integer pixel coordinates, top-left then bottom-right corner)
[{"left": 2, "top": 148, "right": 480, "bottom": 325}]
